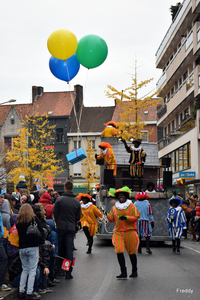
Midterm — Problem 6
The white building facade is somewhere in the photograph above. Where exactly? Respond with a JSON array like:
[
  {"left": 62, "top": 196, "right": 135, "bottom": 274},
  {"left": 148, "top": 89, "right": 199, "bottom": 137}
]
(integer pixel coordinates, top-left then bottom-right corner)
[{"left": 156, "top": 0, "right": 200, "bottom": 193}]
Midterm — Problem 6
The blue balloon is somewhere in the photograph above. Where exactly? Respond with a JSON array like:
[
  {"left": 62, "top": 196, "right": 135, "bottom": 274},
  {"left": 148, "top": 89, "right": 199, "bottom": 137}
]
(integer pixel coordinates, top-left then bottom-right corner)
[{"left": 49, "top": 54, "right": 80, "bottom": 82}]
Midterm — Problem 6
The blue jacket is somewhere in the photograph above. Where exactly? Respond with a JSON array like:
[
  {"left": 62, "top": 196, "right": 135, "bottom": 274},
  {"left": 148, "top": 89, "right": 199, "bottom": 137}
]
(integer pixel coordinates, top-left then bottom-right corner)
[
  {"left": 0, "top": 211, "right": 4, "bottom": 238},
  {"left": 166, "top": 206, "right": 186, "bottom": 228},
  {"left": 134, "top": 200, "right": 154, "bottom": 222}
]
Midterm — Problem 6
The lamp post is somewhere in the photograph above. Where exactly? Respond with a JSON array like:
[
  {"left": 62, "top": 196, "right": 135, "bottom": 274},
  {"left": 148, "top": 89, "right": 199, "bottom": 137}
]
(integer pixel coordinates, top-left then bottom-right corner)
[{"left": 0, "top": 99, "right": 16, "bottom": 105}]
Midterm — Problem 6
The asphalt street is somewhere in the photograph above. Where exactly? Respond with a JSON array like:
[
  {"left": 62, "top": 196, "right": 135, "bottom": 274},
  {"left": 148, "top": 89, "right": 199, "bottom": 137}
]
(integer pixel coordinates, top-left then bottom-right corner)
[{"left": 36, "top": 231, "right": 199, "bottom": 300}]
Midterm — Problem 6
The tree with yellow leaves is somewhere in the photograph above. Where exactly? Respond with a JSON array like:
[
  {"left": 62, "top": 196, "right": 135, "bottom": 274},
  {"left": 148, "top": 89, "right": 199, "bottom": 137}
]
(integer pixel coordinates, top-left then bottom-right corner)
[
  {"left": 82, "top": 140, "right": 99, "bottom": 192},
  {"left": 6, "top": 113, "right": 64, "bottom": 190},
  {"left": 106, "top": 76, "right": 161, "bottom": 140}
]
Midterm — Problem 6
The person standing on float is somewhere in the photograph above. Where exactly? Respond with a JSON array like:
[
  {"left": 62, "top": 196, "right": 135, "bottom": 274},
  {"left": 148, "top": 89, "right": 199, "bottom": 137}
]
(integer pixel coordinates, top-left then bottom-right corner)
[
  {"left": 95, "top": 142, "right": 117, "bottom": 177},
  {"left": 107, "top": 187, "right": 140, "bottom": 279}
]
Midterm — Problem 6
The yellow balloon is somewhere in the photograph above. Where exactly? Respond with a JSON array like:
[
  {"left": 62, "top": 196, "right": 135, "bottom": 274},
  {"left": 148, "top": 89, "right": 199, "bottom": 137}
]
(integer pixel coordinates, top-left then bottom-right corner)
[{"left": 47, "top": 29, "right": 78, "bottom": 60}]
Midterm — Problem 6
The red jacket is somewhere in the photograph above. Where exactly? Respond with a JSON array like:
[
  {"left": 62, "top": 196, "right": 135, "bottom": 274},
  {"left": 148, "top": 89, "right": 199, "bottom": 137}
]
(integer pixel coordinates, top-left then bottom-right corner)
[{"left": 38, "top": 193, "right": 54, "bottom": 219}]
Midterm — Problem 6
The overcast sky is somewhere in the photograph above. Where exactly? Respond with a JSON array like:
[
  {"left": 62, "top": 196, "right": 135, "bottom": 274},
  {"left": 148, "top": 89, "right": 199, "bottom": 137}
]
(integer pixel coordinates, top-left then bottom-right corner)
[{"left": 0, "top": 0, "right": 175, "bottom": 107}]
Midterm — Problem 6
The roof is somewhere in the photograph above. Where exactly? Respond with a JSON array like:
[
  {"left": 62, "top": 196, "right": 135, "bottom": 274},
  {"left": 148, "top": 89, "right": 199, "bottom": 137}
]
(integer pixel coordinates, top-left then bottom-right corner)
[
  {"left": 112, "top": 142, "right": 159, "bottom": 166},
  {"left": 0, "top": 104, "right": 32, "bottom": 126},
  {"left": 69, "top": 106, "right": 115, "bottom": 133},
  {"left": 31, "top": 91, "right": 76, "bottom": 117},
  {"left": 112, "top": 102, "right": 158, "bottom": 123}
]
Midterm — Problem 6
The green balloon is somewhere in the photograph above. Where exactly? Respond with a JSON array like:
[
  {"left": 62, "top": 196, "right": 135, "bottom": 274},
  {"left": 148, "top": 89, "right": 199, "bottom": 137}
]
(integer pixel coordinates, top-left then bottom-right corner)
[{"left": 76, "top": 34, "right": 108, "bottom": 69}]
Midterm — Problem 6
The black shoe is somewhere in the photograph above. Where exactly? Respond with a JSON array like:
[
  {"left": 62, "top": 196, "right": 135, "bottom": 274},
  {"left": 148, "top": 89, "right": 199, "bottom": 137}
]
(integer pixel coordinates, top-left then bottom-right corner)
[
  {"left": 25, "top": 294, "right": 38, "bottom": 300},
  {"left": 146, "top": 249, "right": 152, "bottom": 254},
  {"left": 86, "top": 248, "right": 92, "bottom": 254},
  {"left": 65, "top": 275, "right": 73, "bottom": 279},
  {"left": 47, "top": 280, "right": 56, "bottom": 287},
  {"left": 19, "top": 292, "right": 26, "bottom": 299},
  {"left": 116, "top": 272, "right": 127, "bottom": 279},
  {"left": 172, "top": 247, "right": 176, "bottom": 252},
  {"left": 129, "top": 271, "right": 138, "bottom": 278}
]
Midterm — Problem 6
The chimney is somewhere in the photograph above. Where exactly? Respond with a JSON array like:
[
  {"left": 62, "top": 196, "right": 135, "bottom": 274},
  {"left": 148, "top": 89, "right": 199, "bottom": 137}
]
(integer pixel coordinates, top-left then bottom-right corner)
[
  {"left": 74, "top": 85, "right": 83, "bottom": 113},
  {"left": 32, "top": 86, "right": 44, "bottom": 103},
  {"left": 37, "top": 86, "right": 44, "bottom": 96},
  {"left": 32, "top": 86, "right": 38, "bottom": 104}
]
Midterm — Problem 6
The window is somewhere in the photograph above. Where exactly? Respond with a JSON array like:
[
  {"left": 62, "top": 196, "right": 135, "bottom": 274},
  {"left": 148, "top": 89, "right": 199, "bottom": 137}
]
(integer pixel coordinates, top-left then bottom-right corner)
[
  {"left": 10, "top": 117, "right": 15, "bottom": 125},
  {"left": 179, "top": 77, "right": 182, "bottom": 86},
  {"left": 140, "top": 131, "right": 148, "bottom": 142},
  {"left": 90, "top": 140, "right": 95, "bottom": 149},
  {"left": 4, "top": 137, "right": 12, "bottom": 148},
  {"left": 171, "top": 87, "right": 174, "bottom": 96},
  {"left": 184, "top": 108, "right": 189, "bottom": 119},
  {"left": 168, "top": 124, "right": 170, "bottom": 134},
  {"left": 73, "top": 161, "right": 81, "bottom": 177},
  {"left": 74, "top": 140, "right": 81, "bottom": 149},
  {"left": 164, "top": 127, "right": 167, "bottom": 137},
  {"left": 172, "top": 120, "right": 175, "bottom": 131},
  {"left": 180, "top": 112, "right": 183, "bottom": 123},
  {"left": 167, "top": 142, "right": 190, "bottom": 173},
  {"left": 56, "top": 128, "right": 64, "bottom": 143},
  {"left": 183, "top": 71, "right": 188, "bottom": 81}
]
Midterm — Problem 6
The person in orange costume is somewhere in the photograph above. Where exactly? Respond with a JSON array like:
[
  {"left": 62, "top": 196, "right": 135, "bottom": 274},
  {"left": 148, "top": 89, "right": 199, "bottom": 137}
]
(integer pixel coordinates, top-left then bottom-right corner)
[
  {"left": 101, "top": 121, "right": 120, "bottom": 137},
  {"left": 77, "top": 193, "right": 102, "bottom": 254},
  {"left": 107, "top": 186, "right": 140, "bottom": 279},
  {"left": 95, "top": 142, "right": 117, "bottom": 177}
]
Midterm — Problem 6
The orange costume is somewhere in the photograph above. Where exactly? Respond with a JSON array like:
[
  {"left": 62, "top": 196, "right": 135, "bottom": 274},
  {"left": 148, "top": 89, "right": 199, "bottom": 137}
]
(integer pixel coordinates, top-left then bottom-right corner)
[
  {"left": 107, "top": 201, "right": 140, "bottom": 254},
  {"left": 80, "top": 203, "right": 102, "bottom": 236},
  {"left": 96, "top": 142, "right": 117, "bottom": 177},
  {"left": 101, "top": 121, "right": 120, "bottom": 137}
]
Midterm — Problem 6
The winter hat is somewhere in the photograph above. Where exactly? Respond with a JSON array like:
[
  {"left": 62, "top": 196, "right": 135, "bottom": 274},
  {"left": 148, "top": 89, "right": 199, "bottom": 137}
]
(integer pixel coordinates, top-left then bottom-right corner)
[
  {"left": 114, "top": 186, "right": 131, "bottom": 198},
  {"left": 135, "top": 192, "right": 149, "bottom": 201},
  {"left": 196, "top": 204, "right": 200, "bottom": 217},
  {"left": 0, "top": 189, "right": 6, "bottom": 197}
]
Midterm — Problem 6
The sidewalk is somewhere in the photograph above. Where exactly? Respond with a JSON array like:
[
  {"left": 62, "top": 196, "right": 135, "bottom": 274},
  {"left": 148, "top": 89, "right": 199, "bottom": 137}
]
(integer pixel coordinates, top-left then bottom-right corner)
[{"left": 0, "top": 286, "right": 18, "bottom": 300}]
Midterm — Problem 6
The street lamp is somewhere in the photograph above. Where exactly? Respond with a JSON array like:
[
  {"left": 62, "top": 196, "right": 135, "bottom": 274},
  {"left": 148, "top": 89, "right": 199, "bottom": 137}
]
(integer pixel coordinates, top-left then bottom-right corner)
[{"left": 0, "top": 99, "right": 16, "bottom": 105}]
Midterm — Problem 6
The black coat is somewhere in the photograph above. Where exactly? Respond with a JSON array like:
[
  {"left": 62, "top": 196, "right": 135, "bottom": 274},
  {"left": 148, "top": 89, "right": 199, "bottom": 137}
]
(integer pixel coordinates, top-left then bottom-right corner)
[
  {"left": 53, "top": 191, "right": 81, "bottom": 231},
  {"left": 8, "top": 254, "right": 22, "bottom": 282},
  {"left": 39, "top": 240, "right": 55, "bottom": 269}
]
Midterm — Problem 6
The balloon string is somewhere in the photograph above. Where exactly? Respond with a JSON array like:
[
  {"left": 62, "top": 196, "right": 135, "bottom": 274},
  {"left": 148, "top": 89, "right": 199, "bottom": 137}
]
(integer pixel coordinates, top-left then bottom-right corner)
[
  {"left": 78, "top": 68, "right": 89, "bottom": 130},
  {"left": 65, "top": 63, "right": 96, "bottom": 183}
]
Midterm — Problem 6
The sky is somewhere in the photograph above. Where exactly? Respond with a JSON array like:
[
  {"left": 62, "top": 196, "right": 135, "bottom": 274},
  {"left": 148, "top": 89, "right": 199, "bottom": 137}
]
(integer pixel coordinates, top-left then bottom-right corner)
[{"left": 0, "top": 0, "right": 175, "bottom": 107}]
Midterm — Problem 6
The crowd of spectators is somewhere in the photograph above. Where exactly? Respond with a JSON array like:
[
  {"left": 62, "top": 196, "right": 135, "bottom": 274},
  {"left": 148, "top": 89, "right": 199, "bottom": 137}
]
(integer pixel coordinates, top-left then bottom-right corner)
[{"left": 0, "top": 181, "right": 81, "bottom": 300}]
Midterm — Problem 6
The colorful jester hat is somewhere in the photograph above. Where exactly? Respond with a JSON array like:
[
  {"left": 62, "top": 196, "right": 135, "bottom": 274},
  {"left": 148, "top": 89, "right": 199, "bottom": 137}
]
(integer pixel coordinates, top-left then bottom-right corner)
[
  {"left": 169, "top": 195, "right": 182, "bottom": 206},
  {"left": 108, "top": 188, "right": 116, "bottom": 197},
  {"left": 76, "top": 193, "right": 92, "bottom": 201},
  {"left": 114, "top": 186, "right": 131, "bottom": 198},
  {"left": 135, "top": 192, "right": 150, "bottom": 201}
]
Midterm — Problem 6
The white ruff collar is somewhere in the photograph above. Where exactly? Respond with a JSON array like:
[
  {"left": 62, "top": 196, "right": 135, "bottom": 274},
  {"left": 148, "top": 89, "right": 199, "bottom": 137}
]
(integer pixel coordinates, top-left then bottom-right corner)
[
  {"left": 175, "top": 206, "right": 181, "bottom": 212},
  {"left": 81, "top": 202, "right": 93, "bottom": 209},
  {"left": 103, "top": 148, "right": 108, "bottom": 155},
  {"left": 130, "top": 145, "right": 142, "bottom": 151},
  {"left": 115, "top": 199, "right": 132, "bottom": 210}
]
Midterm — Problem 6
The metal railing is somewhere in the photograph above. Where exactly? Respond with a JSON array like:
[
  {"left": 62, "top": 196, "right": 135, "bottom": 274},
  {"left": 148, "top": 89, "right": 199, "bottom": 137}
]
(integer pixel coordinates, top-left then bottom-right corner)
[{"left": 155, "top": 0, "right": 191, "bottom": 64}]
